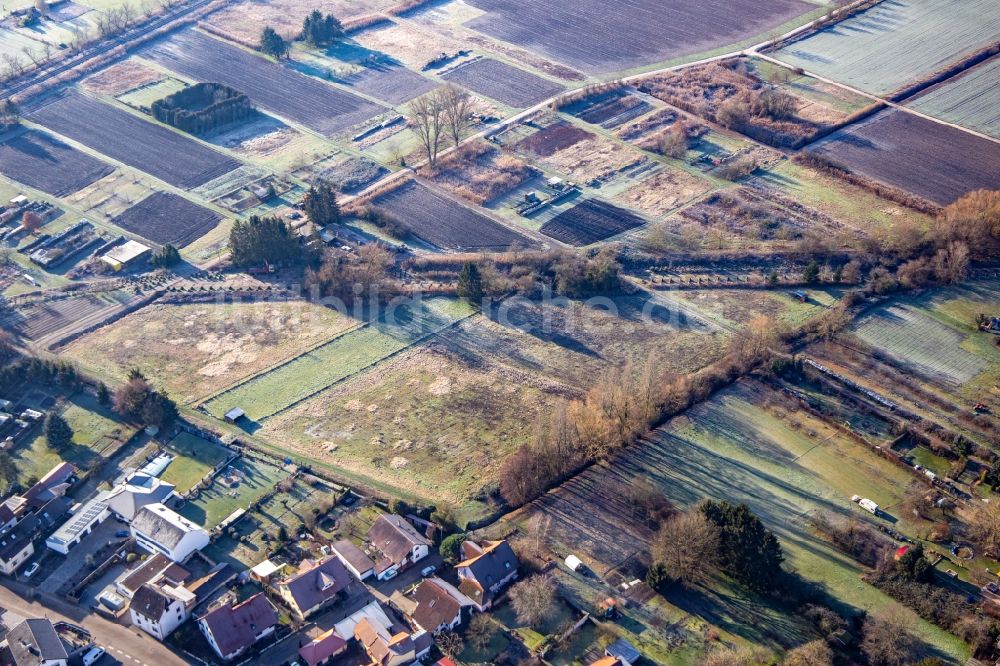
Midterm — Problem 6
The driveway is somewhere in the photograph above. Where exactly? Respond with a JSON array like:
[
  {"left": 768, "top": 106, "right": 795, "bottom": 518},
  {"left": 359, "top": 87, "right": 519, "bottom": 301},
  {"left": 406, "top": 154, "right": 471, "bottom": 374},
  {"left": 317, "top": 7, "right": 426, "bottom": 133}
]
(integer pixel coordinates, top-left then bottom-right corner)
[
  {"left": 37, "top": 518, "right": 124, "bottom": 595},
  {"left": 369, "top": 553, "right": 444, "bottom": 598}
]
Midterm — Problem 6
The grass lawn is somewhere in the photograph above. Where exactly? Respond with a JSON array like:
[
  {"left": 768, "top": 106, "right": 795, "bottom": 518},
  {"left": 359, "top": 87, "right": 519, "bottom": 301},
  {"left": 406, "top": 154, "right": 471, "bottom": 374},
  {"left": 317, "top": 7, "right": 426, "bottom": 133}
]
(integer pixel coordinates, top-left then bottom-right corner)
[
  {"left": 160, "top": 431, "right": 232, "bottom": 493},
  {"left": 6, "top": 391, "right": 136, "bottom": 489},
  {"left": 177, "top": 455, "right": 287, "bottom": 528}
]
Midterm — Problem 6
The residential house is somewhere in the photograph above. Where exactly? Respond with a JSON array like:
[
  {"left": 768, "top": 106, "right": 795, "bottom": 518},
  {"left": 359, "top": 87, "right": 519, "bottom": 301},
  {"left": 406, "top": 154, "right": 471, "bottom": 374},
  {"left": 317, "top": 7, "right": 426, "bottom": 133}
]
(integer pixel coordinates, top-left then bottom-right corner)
[
  {"left": 0, "top": 514, "right": 39, "bottom": 576},
  {"left": 22, "top": 463, "right": 75, "bottom": 511},
  {"left": 354, "top": 618, "right": 417, "bottom": 666},
  {"left": 275, "top": 555, "right": 350, "bottom": 620},
  {"left": 367, "top": 515, "right": 431, "bottom": 581},
  {"left": 0, "top": 618, "right": 67, "bottom": 666},
  {"left": 331, "top": 539, "right": 375, "bottom": 581},
  {"left": 115, "top": 553, "right": 190, "bottom": 600},
  {"left": 0, "top": 502, "right": 16, "bottom": 532},
  {"left": 105, "top": 473, "right": 176, "bottom": 521},
  {"left": 129, "top": 582, "right": 196, "bottom": 641},
  {"left": 46, "top": 498, "right": 110, "bottom": 554},
  {"left": 197, "top": 593, "right": 278, "bottom": 661},
  {"left": 455, "top": 540, "right": 519, "bottom": 611},
  {"left": 298, "top": 629, "right": 348, "bottom": 666},
  {"left": 409, "top": 578, "right": 472, "bottom": 634},
  {"left": 130, "top": 503, "right": 209, "bottom": 562}
]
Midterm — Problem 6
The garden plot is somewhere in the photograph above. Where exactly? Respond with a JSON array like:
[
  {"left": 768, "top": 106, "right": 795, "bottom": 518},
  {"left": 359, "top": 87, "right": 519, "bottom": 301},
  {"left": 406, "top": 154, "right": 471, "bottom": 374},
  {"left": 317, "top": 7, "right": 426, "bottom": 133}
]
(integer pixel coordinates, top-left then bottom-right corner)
[
  {"left": 370, "top": 180, "right": 534, "bottom": 250},
  {"left": 508, "top": 380, "right": 967, "bottom": 661},
  {"left": 518, "top": 122, "right": 648, "bottom": 185},
  {"left": 2, "top": 291, "right": 129, "bottom": 341},
  {"left": 82, "top": 61, "right": 164, "bottom": 96},
  {"left": 906, "top": 55, "right": 1000, "bottom": 139},
  {"left": 161, "top": 432, "right": 233, "bottom": 494},
  {"left": 27, "top": 90, "right": 241, "bottom": 189},
  {"left": 807, "top": 108, "right": 1000, "bottom": 206},
  {"left": 564, "top": 89, "right": 652, "bottom": 129},
  {"left": 201, "top": 297, "right": 475, "bottom": 422},
  {"left": 440, "top": 57, "right": 563, "bottom": 108},
  {"left": 112, "top": 192, "right": 223, "bottom": 247},
  {"left": 139, "top": 29, "right": 386, "bottom": 136},
  {"left": 202, "top": 0, "right": 395, "bottom": 44},
  {"left": 613, "top": 166, "right": 711, "bottom": 220},
  {"left": 62, "top": 299, "right": 355, "bottom": 403},
  {"left": 541, "top": 198, "right": 645, "bottom": 246},
  {"left": 852, "top": 305, "right": 988, "bottom": 386},
  {"left": 771, "top": 0, "right": 1000, "bottom": 96},
  {"left": 677, "top": 187, "right": 830, "bottom": 243},
  {"left": 352, "top": 20, "right": 462, "bottom": 72},
  {"left": 178, "top": 455, "right": 287, "bottom": 528},
  {"left": 338, "top": 63, "right": 437, "bottom": 105},
  {"left": 421, "top": 141, "right": 536, "bottom": 205},
  {"left": 66, "top": 171, "right": 157, "bottom": 221},
  {"left": 115, "top": 77, "right": 188, "bottom": 113},
  {"left": 464, "top": 0, "right": 815, "bottom": 75},
  {"left": 295, "top": 153, "right": 387, "bottom": 193},
  {"left": 0, "top": 129, "right": 112, "bottom": 196},
  {"left": 193, "top": 165, "right": 269, "bottom": 202}
]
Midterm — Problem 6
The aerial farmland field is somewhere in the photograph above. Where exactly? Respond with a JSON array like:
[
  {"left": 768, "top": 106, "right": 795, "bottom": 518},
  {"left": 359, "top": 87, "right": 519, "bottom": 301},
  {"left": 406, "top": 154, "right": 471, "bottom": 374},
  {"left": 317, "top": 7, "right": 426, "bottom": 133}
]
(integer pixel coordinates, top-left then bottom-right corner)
[
  {"left": 906, "top": 55, "right": 1000, "bottom": 139},
  {"left": 202, "top": 0, "right": 395, "bottom": 43},
  {"left": 201, "top": 297, "right": 475, "bottom": 422},
  {"left": 848, "top": 279, "right": 1000, "bottom": 403},
  {"left": 807, "top": 108, "right": 1000, "bottom": 205},
  {"left": 0, "top": 129, "right": 113, "bottom": 196},
  {"left": 27, "top": 91, "right": 241, "bottom": 189},
  {"left": 540, "top": 198, "right": 646, "bottom": 246},
  {"left": 112, "top": 191, "right": 223, "bottom": 247},
  {"left": 771, "top": 0, "right": 1000, "bottom": 96},
  {"left": 264, "top": 293, "right": 725, "bottom": 520},
  {"left": 62, "top": 299, "right": 357, "bottom": 404},
  {"left": 139, "top": 29, "right": 386, "bottom": 136},
  {"left": 370, "top": 180, "right": 534, "bottom": 251},
  {"left": 505, "top": 379, "right": 969, "bottom": 662},
  {"left": 463, "top": 0, "right": 819, "bottom": 74},
  {"left": 440, "top": 57, "right": 564, "bottom": 108}
]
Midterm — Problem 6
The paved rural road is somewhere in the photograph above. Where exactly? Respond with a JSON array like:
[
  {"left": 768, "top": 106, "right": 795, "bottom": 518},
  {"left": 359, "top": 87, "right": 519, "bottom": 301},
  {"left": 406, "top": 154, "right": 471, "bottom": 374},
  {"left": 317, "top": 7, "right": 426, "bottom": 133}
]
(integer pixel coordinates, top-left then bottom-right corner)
[{"left": 0, "top": 580, "right": 192, "bottom": 665}]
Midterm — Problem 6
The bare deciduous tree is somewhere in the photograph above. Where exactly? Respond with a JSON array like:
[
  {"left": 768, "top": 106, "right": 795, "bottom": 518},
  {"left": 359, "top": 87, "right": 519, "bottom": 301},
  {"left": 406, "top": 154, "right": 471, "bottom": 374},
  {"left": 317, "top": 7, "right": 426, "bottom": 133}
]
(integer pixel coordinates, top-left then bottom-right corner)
[
  {"left": 410, "top": 90, "right": 445, "bottom": 167},
  {"left": 781, "top": 640, "right": 833, "bottom": 666},
  {"left": 509, "top": 575, "right": 556, "bottom": 628},
  {"left": 969, "top": 500, "right": 1000, "bottom": 559},
  {"left": 651, "top": 509, "right": 720, "bottom": 585},
  {"left": 440, "top": 84, "right": 476, "bottom": 148},
  {"left": 861, "top": 605, "right": 919, "bottom": 666}
]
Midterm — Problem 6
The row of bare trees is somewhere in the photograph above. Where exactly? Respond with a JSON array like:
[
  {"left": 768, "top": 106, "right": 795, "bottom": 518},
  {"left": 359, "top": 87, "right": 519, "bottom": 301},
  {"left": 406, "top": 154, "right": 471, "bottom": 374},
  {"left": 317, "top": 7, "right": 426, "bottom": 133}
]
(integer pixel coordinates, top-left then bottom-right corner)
[
  {"left": 500, "top": 317, "right": 785, "bottom": 506},
  {"left": 409, "top": 85, "right": 477, "bottom": 167}
]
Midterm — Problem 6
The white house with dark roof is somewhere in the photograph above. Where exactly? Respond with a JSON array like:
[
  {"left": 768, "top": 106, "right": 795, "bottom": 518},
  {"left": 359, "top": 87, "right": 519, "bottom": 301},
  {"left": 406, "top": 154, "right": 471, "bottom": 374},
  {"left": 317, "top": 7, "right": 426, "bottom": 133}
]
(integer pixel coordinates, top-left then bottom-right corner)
[
  {"left": 105, "top": 472, "right": 176, "bottom": 521},
  {"left": 197, "top": 593, "right": 278, "bottom": 661},
  {"left": 0, "top": 618, "right": 67, "bottom": 666},
  {"left": 455, "top": 540, "right": 519, "bottom": 611},
  {"left": 129, "top": 583, "right": 195, "bottom": 641},
  {"left": 130, "top": 503, "right": 209, "bottom": 562},
  {"left": 367, "top": 514, "right": 431, "bottom": 581}
]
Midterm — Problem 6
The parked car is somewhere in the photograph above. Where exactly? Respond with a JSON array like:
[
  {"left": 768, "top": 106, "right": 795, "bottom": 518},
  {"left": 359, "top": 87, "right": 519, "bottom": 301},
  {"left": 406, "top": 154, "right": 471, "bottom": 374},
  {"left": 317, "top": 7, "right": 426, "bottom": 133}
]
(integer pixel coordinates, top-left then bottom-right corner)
[
  {"left": 83, "top": 646, "right": 105, "bottom": 666},
  {"left": 23, "top": 562, "right": 39, "bottom": 578},
  {"left": 115, "top": 530, "right": 129, "bottom": 538},
  {"left": 420, "top": 565, "right": 437, "bottom": 577}
]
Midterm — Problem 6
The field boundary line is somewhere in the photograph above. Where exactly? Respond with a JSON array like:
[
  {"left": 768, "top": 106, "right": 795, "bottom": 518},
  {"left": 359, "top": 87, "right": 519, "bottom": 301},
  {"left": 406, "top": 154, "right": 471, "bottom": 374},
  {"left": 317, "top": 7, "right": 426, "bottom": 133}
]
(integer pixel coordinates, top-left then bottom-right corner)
[
  {"left": 192, "top": 316, "right": 371, "bottom": 409},
  {"left": 252, "top": 309, "right": 479, "bottom": 423},
  {"left": 752, "top": 52, "right": 1000, "bottom": 147}
]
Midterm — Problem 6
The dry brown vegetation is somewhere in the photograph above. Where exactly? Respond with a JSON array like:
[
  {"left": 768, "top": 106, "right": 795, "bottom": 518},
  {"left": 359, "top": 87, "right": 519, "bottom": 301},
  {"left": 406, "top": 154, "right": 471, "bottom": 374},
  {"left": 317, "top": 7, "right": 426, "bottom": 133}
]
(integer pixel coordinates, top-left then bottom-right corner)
[
  {"left": 615, "top": 167, "right": 711, "bottom": 219},
  {"left": 82, "top": 61, "right": 163, "bottom": 96},
  {"left": 420, "top": 141, "right": 536, "bottom": 205},
  {"left": 640, "top": 60, "right": 826, "bottom": 148},
  {"left": 203, "top": 0, "right": 394, "bottom": 43}
]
